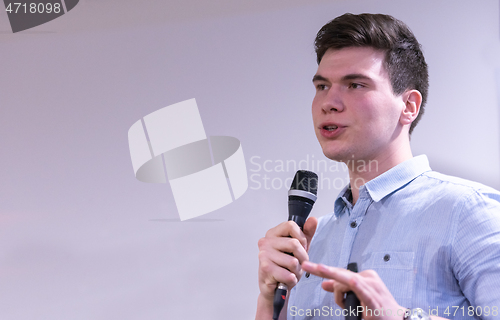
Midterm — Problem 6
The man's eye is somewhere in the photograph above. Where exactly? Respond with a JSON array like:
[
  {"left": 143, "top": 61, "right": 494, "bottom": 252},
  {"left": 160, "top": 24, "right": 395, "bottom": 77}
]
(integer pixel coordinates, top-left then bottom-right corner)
[
  {"left": 316, "top": 84, "right": 327, "bottom": 90},
  {"left": 349, "top": 83, "right": 363, "bottom": 89}
]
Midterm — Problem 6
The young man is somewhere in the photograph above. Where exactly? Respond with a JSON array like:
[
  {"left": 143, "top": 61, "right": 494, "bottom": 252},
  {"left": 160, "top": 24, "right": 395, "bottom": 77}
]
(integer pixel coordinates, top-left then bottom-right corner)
[{"left": 256, "top": 13, "right": 500, "bottom": 320}]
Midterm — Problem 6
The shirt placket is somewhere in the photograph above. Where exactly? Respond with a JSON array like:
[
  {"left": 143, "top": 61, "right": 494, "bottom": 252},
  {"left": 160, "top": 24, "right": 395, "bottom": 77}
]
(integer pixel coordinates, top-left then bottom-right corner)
[{"left": 337, "top": 188, "right": 372, "bottom": 269}]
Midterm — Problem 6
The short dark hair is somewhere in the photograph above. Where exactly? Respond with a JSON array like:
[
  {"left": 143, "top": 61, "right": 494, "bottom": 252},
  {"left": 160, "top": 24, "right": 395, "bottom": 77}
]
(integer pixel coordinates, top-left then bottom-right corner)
[{"left": 314, "top": 13, "right": 429, "bottom": 134}]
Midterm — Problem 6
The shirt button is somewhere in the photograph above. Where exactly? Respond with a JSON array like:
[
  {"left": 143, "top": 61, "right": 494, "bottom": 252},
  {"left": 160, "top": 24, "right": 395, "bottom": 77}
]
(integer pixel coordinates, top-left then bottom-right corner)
[
  {"left": 350, "top": 221, "right": 357, "bottom": 228},
  {"left": 305, "top": 272, "right": 310, "bottom": 278},
  {"left": 384, "top": 254, "right": 391, "bottom": 262}
]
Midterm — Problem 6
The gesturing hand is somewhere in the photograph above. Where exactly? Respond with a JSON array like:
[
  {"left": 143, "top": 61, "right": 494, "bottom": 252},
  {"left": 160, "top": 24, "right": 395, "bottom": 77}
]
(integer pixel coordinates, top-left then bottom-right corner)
[{"left": 301, "top": 261, "right": 405, "bottom": 320}]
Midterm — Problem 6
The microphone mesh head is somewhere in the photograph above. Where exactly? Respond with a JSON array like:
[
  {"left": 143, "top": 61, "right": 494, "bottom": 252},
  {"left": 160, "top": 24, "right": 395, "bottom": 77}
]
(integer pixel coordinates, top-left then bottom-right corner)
[{"left": 289, "top": 170, "right": 318, "bottom": 195}]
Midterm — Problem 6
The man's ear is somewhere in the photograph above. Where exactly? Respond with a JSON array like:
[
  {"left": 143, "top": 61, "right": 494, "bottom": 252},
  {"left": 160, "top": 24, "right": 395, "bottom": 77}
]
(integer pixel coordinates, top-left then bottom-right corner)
[{"left": 400, "top": 89, "right": 422, "bottom": 126}]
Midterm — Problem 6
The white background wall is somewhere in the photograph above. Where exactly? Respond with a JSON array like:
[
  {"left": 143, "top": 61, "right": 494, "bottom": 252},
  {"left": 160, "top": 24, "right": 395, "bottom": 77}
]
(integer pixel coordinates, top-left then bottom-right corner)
[{"left": 0, "top": 0, "right": 499, "bottom": 319}]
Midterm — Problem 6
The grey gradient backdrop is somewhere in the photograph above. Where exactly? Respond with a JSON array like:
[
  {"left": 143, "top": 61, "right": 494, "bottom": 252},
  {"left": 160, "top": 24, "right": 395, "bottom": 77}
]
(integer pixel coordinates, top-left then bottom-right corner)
[{"left": 0, "top": 0, "right": 499, "bottom": 319}]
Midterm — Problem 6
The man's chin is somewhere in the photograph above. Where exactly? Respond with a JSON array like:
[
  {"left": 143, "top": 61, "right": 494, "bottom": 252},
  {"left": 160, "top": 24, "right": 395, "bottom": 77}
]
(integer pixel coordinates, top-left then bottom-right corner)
[
  {"left": 322, "top": 150, "right": 344, "bottom": 162},
  {"left": 319, "top": 141, "right": 349, "bottom": 162}
]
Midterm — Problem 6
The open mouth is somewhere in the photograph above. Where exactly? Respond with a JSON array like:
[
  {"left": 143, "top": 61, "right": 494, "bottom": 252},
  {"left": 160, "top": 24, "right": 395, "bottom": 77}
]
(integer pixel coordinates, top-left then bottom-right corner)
[{"left": 323, "top": 125, "right": 338, "bottom": 131}]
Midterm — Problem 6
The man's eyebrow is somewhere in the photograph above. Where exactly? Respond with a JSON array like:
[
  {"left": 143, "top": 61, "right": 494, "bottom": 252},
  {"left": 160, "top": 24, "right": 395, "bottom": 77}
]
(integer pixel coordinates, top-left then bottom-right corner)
[
  {"left": 340, "top": 73, "right": 372, "bottom": 82},
  {"left": 312, "top": 74, "right": 328, "bottom": 83},
  {"left": 312, "top": 73, "right": 373, "bottom": 83}
]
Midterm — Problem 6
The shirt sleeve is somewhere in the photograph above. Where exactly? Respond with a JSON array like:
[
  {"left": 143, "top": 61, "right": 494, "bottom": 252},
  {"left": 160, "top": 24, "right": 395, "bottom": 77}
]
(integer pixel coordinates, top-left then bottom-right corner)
[{"left": 451, "top": 189, "right": 500, "bottom": 318}]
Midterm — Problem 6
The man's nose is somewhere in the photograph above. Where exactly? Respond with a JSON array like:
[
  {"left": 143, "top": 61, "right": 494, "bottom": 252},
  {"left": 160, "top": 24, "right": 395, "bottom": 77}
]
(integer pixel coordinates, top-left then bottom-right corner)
[{"left": 322, "top": 89, "right": 344, "bottom": 113}]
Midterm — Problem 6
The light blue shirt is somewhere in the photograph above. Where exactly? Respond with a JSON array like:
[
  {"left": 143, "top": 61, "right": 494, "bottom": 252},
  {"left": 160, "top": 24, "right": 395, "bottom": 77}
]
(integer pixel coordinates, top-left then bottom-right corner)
[{"left": 288, "top": 155, "right": 500, "bottom": 320}]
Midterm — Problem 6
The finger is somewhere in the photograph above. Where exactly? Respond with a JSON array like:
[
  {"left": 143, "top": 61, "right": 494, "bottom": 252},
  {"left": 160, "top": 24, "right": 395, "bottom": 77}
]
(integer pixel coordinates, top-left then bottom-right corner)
[
  {"left": 333, "top": 281, "right": 351, "bottom": 309},
  {"left": 258, "top": 255, "right": 298, "bottom": 286},
  {"left": 321, "top": 279, "right": 335, "bottom": 292},
  {"left": 334, "top": 289, "right": 345, "bottom": 309},
  {"left": 259, "top": 262, "right": 298, "bottom": 297},
  {"left": 258, "top": 237, "right": 308, "bottom": 288},
  {"left": 258, "top": 235, "right": 307, "bottom": 261},
  {"left": 265, "top": 248, "right": 302, "bottom": 276},
  {"left": 303, "top": 217, "right": 318, "bottom": 252},
  {"left": 302, "top": 261, "right": 354, "bottom": 286},
  {"left": 266, "top": 237, "right": 309, "bottom": 264},
  {"left": 266, "top": 221, "right": 308, "bottom": 249},
  {"left": 346, "top": 270, "right": 389, "bottom": 309},
  {"left": 321, "top": 280, "right": 350, "bottom": 309}
]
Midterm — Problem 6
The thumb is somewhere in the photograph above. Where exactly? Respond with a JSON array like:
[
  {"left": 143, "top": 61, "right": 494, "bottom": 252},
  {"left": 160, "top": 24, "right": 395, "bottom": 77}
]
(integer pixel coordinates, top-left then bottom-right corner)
[{"left": 303, "top": 217, "right": 318, "bottom": 252}]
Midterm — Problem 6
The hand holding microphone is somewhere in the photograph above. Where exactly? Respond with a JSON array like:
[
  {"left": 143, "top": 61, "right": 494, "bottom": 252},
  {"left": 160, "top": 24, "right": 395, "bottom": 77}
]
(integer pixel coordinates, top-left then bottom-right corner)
[{"left": 256, "top": 170, "right": 318, "bottom": 320}]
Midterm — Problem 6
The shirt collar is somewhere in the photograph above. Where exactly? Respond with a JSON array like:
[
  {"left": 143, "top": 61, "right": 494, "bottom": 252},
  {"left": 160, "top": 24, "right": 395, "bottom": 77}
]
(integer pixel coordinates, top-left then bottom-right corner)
[
  {"left": 333, "top": 155, "right": 431, "bottom": 217},
  {"left": 334, "top": 185, "right": 353, "bottom": 217}
]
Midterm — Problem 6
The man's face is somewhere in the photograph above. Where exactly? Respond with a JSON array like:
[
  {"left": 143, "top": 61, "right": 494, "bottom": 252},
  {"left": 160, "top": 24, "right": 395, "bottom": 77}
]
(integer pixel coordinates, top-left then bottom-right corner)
[{"left": 312, "top": 47, "right": 406, "bottom": 163}]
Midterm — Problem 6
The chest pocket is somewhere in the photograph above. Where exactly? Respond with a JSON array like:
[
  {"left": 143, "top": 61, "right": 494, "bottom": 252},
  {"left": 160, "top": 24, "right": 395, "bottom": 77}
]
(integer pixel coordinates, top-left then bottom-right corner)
[{"left": 362, "top": 251, "right": 415, "bottom": 308}]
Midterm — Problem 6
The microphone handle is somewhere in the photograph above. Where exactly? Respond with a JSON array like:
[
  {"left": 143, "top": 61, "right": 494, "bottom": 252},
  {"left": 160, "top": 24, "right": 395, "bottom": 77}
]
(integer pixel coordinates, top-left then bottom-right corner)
[
  {"left": 272, "top": 213, "right": 308, "bottom": 320},
  {"left": 345, "top": 262, "right": 362, "bottom": 320},
  {"left": 272, "top": 283, "right": 288, "bottom": 320}
]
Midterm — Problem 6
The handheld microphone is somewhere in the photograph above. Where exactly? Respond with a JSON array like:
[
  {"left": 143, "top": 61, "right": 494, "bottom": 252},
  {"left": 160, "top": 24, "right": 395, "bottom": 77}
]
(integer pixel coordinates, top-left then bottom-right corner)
[
  {"left": 345, "top": 262, "right": 362, "bottom": 320},
  {"left": 272, "top": 170, "right": 318, "bottom": 320}
]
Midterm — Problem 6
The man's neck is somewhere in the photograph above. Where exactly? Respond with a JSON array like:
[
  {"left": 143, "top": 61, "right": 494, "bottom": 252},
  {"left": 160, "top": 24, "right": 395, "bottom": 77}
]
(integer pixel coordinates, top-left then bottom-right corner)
[{"left": 347, "top": 144, "right": 413, "bottom": 205}]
